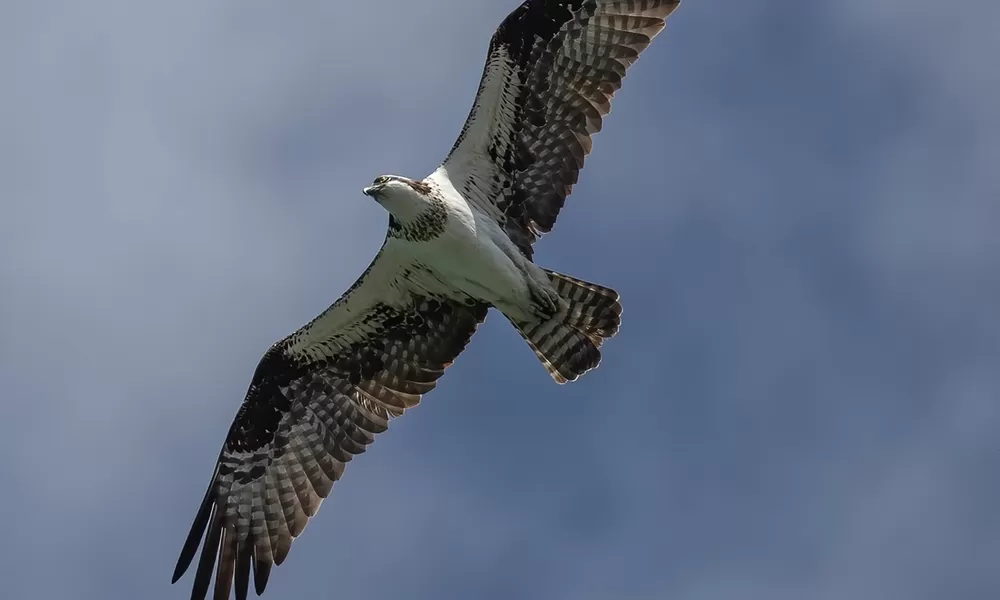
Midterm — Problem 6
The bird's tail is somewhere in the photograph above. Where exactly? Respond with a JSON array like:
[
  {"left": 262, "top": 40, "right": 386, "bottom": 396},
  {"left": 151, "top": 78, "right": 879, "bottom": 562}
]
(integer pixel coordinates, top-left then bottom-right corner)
[{"left": 511, "top": 269, "right": 622, "bottom": 383}]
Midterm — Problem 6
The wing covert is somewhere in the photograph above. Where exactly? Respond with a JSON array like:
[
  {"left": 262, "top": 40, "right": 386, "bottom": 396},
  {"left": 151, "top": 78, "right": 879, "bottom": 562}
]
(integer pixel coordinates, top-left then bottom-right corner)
[
  {"left": 431, "top": 0, "right": 681, "bottom": 257},
  {"left": 172, "top": 243, "right": 488, "bottom": 600}
]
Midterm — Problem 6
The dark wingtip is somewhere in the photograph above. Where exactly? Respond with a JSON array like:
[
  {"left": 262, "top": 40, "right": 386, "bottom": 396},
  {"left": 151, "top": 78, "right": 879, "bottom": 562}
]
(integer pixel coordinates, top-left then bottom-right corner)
[
  {"left": 235, "top": 543, "right": 252, "bottom": 600},
  {"left": 190, "top": 502, "right": 222, "bottom": 600},
  {"left": 171, "top": 562, "right": 188, "bottom": 585},
  {"left": 172, "top": 470, "right": 219, "bottom": 584},
  {"left": 253, "top": 559, "right": 272, "bottom": 596}
]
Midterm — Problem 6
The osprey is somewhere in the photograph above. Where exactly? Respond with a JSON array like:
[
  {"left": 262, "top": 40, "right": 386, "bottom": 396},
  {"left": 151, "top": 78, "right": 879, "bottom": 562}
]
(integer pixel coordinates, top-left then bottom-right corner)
[{"left": 173, "top": 1, "right": 681, "bottom": 598}]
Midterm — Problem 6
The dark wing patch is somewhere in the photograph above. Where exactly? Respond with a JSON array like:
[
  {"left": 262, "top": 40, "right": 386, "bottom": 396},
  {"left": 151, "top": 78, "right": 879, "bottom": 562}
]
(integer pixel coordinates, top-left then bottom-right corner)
[
  {"left": 434, "top": 0, "right": 681, "bottom": 257},
  {"left": 173, "top": 292, "right": 488, "bottom": 600}
]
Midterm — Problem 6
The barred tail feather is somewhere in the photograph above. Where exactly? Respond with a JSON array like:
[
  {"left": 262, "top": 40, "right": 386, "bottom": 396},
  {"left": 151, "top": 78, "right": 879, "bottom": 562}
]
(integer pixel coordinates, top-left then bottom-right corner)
[{"left": 513, "top": 270, "right": 623, "bottom": 384}]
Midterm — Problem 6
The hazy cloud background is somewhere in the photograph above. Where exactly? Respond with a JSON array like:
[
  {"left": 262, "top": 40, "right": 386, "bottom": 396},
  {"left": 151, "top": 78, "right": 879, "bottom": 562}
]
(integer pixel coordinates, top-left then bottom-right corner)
[{"left": 2, "top": 1, "right": 998, "bottom": 599}]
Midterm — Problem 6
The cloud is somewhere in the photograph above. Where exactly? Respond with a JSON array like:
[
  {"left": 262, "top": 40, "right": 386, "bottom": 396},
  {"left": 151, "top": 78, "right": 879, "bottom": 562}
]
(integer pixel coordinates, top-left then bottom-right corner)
[{"left": 2, "top": 1, "right": 997, "bottom": 599}]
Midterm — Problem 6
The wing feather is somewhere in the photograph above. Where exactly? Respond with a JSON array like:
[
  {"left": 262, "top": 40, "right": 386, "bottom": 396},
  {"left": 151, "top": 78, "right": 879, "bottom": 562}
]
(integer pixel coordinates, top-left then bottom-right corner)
[
  {"left": 173, "top": 240, "right": 489, "bottom": 599},
  {"left": 431, "top": 0, "right": 681, "bottom": 258},
  {"left": 174, "top": 1, "right": 681, "bottom": 594}
]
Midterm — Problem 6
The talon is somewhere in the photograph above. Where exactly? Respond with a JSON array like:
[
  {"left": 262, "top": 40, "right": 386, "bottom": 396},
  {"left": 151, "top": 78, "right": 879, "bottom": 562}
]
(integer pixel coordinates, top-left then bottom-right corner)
[{"left": 528, "top": 280, "right": 560, "bottom": 317}]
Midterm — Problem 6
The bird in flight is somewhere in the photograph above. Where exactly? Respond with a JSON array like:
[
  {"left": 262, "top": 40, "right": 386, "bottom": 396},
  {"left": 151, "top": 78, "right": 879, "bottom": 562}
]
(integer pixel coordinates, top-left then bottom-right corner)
[{"left": 172, "top": 1, "right": 681, "bottom": 598}]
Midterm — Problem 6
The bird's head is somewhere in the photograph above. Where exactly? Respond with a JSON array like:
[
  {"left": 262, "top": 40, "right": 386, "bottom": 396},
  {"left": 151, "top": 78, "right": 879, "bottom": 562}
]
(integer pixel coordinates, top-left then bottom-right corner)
[{"left": 362, "top": 175, "right": 435, "bottom": 222}]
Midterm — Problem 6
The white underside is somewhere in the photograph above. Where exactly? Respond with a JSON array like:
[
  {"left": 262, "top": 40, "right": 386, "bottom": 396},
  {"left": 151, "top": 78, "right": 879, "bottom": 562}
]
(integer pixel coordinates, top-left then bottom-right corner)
[
  {"left": 288, "top": 172, "right": 548, "bottom": 359},
  {"left": 398, "top": 173, "right": 544, "bottom": 322}
]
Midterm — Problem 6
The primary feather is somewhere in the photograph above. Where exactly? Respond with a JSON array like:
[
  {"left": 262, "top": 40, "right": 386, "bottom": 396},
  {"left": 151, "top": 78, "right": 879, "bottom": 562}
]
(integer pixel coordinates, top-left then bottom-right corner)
[{"left": 172, "top": 1, "right": 680, "bottom": 598}]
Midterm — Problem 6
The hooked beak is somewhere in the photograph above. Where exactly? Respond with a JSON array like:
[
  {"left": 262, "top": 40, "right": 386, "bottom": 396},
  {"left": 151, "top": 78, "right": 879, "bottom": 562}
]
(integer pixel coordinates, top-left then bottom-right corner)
[{"left": 363, "top": 184, "right": 383, "bottom": 197}]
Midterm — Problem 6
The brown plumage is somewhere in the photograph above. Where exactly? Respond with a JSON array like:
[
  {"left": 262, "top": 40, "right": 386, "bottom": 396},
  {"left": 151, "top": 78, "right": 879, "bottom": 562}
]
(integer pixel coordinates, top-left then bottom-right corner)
[
  {"left": 172, "top": 259, "right": 488, "bottom": 600},
  {"left": 173, "top": 1, "right": 681, "bottom": 598},
  {"left": 513, "top": 270, "right": 623, "bottom": 383},
  {"left": 441, "top": 0, "right": 681, "bottom": 258}
]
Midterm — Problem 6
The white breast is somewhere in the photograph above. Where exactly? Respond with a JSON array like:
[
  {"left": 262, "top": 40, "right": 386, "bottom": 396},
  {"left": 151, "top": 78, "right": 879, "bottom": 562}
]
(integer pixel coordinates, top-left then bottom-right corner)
[{"left": 412, "top": 174, "right": 530, "bottom": 309}]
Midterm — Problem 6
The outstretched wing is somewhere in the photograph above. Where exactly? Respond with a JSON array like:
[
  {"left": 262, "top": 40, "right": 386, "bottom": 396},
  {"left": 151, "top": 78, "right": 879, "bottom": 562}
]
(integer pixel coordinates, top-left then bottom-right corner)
[
  {"left": 172, "top": 240, "right": 488, "bottom": 600},
  {"left": 429, "top": 0, "right": 680, "bottom": 258}
]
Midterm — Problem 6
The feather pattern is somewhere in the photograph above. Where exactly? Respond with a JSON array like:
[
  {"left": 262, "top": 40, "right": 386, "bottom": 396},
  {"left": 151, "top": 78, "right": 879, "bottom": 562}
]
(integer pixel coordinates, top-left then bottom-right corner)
[
  {"left": 174, "top": 1, "right": 681, "bottom": 597},
  {"left": 172, "top": 240, "right": 488, "bottom": 599},
  {"left": 432, "top": 0, "right": 681, "bottom": 257}
]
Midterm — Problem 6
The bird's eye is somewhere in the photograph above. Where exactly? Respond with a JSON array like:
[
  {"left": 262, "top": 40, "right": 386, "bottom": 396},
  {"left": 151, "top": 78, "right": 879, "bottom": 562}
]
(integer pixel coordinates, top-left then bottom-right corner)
[{"left": 374, "top": 176, "right": 389, "bottom": 186}]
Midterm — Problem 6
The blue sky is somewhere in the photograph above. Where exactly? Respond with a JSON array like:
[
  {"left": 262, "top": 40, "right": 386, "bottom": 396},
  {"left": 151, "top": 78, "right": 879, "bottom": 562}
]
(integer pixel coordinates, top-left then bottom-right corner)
[{"left": 2, "top": 1, "right": 999, "bottom": 599}]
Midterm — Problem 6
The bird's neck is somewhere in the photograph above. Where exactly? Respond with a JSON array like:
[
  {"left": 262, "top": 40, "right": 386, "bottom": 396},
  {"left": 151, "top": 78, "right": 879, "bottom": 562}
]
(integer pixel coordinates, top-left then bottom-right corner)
[{"left": 386, "top": 199, "right": 448, "bottom": 242}]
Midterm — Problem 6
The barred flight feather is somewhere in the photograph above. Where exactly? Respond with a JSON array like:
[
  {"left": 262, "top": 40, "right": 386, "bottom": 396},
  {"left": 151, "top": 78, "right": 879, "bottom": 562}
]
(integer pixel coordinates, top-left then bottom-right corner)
[
  {"left": 513, "top": 268, "right": 623, "bottom": 383},
  {"left": 172, "top": 242, "right": 488, "bottom": 600},
  {"left": 433, "top": 0, "right": 681, "bottom": 258},
  {"left": 174, "top": 1, "right": 680, "bottom": 598}
]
